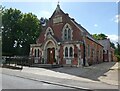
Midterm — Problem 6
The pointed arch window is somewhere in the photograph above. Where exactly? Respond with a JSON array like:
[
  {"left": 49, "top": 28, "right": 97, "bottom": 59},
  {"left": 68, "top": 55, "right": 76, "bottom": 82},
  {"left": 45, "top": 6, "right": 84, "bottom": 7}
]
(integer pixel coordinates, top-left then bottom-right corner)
[
  {"left": 63, "top": 24, "right": 72, "bottom": 41},
  {"left": 69, "top": 47, "right": 73, "bottom": 57},
  {"left": 45, "top": 27, "right": 54, "bottom": 38},
  {"left": 68, "top": 28, "right": 71, "bottom": 40},
  {"left": 38, "top": 49, "right": 39, "bottom": 57},
  {"left": 65, "top": 47, "right": 68, "bottom": 57},
  {"left": 35, "top": 49, "right": 37, "bottom": 57},
  {"left": 64, "top": 29, "right": 67, "bottom": 40}
]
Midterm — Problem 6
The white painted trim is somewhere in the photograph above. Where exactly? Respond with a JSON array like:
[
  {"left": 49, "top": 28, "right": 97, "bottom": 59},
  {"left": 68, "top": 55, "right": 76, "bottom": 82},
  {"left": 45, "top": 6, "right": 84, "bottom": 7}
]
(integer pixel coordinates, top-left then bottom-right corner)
[
  {"left": 44, "top": 39, "right": 57, "bottom": 51},
  {"left": 33, "top": 47, "right": 42, "bottom": 57},
  {"left": 44, "top": 27, "right": 54, "bottom": 39},
  {"left": 63, "top": 44, "right": 74, "bottom": 58},
  {"left": 43, "top": 38, "right": 59, "bottom": 62},
  {"left": 62, "top": 23, "right": 73, "bottom": 41},
  {"left": 76, "top": 44, "right": 81, "bottom": 67}
]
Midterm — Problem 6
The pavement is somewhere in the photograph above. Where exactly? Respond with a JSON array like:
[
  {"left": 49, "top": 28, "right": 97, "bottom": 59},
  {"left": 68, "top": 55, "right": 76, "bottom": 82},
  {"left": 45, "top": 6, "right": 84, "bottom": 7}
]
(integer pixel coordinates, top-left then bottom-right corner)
[
  {"left": 1, "top": 62, "right": 120, "bottom": 90},
  {"left": 98, "top": 62, "right": 119, "bottom": 86}
]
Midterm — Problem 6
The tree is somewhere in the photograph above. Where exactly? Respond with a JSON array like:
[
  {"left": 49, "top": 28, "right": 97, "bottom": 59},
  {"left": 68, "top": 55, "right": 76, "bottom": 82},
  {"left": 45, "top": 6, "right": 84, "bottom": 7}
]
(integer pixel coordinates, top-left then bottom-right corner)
[
  {"left": 17, "top": 13, "right": 41, "bottom": 56},
  {"left": 2, "top": 8, "right": 41, "bottom": 56},
  {"left": 115, "top": 42, "right": 120, "bottom": 61},
  {"left": 110, "top": 42, "right": 116, "bottom": 49},
  {"left": 93, "top": 33, "right": 116, "bottom": 49},
  {"left": 116, "top": 42, "right": 120, "bottom": 55},
  {"left": 0, "top": 5, "right": 5, "bottom": 56},
  {"left": 2, "top": 8, "right": 22, "bottom": 56},
  {"left": 92, "top": 33, "right": 108, "bottom": 40}
]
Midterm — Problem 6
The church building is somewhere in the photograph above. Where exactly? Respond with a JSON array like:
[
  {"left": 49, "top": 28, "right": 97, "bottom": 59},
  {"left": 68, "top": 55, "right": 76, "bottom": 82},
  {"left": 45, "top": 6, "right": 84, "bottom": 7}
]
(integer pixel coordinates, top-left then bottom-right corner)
[{"left": 29, "top": 4, "right": 103, "bottom": 67}]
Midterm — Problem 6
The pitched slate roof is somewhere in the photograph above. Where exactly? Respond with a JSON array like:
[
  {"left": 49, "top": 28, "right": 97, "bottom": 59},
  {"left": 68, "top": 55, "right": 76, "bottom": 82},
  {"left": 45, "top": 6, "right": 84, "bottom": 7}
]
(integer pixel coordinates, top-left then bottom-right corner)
[{"left": 70, "top": 18, "right": 103, "bottom": 47}]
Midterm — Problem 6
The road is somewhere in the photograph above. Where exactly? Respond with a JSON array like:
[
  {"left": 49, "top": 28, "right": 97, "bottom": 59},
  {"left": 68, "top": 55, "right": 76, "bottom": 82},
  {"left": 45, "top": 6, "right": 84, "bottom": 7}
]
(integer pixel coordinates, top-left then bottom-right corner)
[
  {"left": 2, "top": 67, "right": 119, "bottom": 90},
  {"left": 2, "top": 74, "right": 86, "bottom": 91}
]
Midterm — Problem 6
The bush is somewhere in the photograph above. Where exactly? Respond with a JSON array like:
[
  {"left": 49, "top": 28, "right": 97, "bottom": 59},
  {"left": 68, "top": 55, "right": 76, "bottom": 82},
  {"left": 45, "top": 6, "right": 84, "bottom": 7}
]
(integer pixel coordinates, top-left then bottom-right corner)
[{"left": 115, "top": 55, "right": 120, "bottom": 62}]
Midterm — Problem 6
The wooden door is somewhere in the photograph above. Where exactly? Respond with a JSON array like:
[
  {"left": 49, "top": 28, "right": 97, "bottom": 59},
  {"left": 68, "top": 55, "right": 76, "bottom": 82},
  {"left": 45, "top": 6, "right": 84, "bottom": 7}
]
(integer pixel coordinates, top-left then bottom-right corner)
[{"left": 47, "top": 48, "right": 55, "bottom": 64}]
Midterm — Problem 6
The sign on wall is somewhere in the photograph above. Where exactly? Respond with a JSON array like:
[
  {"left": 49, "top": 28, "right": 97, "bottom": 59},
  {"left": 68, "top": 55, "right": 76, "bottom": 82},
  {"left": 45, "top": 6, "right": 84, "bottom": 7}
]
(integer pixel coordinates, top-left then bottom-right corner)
[
  {"left": 66, "top": 59, "right": 71, "bottom": 64},
  {"left": 53, "top": 16, "right": 62, "bottom": 24}
]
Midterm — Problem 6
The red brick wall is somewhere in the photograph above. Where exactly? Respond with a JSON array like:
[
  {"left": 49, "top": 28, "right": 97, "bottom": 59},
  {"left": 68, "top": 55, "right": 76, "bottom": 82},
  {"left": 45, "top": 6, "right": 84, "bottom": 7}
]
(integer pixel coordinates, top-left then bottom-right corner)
[
  {"left": 59, "top": 45, "right": 64, "bottom": 65},
  {"left": 37, "top": 11, "right": 83, "bottom": 44},
  {"left": 97, "top": 44, "right": 103, "bottom": 63},
  {"left": 104, "top": 53, "right": 108, "bottom": 62},
  {"left": 73, "top": 45, "right": 78, "bottom": 65},
  {"left": 85, "top": 37, "right": 103, "bottom": 65},
  {"left": 36, "top": 7, "right": 104, "bottom": 66},
  {"left": 80, "top": 44, "right": 84, "bottom": 59}
]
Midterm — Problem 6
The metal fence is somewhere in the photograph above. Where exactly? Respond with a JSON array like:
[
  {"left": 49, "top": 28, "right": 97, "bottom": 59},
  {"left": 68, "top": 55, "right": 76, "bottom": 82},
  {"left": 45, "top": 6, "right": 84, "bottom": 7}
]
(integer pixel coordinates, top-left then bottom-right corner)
[{"left": 2, "top": 56, "right": 33, "bottom": 69}]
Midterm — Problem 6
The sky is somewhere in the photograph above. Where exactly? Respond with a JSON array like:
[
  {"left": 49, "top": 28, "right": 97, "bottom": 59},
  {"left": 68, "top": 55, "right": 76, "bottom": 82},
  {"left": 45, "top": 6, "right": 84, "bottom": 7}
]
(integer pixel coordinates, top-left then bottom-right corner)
[{"left": 2, "top": 1, "right": 119, "bottom": 45}]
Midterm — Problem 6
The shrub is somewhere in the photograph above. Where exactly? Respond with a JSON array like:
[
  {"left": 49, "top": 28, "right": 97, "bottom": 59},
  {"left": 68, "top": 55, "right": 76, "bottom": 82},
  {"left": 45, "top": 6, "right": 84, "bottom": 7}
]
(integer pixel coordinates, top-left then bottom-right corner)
[{"left": 115, "top": 55, "right": 120, "bottom": 62}]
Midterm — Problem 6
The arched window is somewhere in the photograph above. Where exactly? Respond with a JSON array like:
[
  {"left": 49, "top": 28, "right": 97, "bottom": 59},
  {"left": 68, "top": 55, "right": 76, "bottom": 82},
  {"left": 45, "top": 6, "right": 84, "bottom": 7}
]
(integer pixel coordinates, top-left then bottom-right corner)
[
  {"left": 38, "top": 49, "right": 39, "bottom": 57},
  {"left": 35, "top": 49, "right": 37, "bottom": 57},
  {"left": 65, "top": 47, "right": 68, "bottom": 57},
  {"left": 45, "top": 27, "right": 54, "bottom": 37},
  {"left": 47, "top": 29, "right": 52, "bottom": 36},
  {"left": 63, "top": 23, "right": 72, "bottom": 40},
  {"left": 68, "top": 28, "right": 71, "bottom": 40},
  {"left": 69, "top": 47, "right": 73, "bottom": 57},
  {"left": 64, "top": 29, "right": 67, "bottom": 40}
]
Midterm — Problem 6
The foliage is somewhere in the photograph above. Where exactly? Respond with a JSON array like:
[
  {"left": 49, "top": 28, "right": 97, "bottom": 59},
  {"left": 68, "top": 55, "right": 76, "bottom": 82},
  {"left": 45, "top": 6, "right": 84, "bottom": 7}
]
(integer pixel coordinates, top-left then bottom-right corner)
[
  {"left": 116, "top": 55, "right": 120, "bottom": 61},
  {"left": 2, "top": 8, "right": 42, "bottom": 56},
  {"left": 92, "top": 33, "right": 108, "bottom": 40},
  {"left": 92, "top": 33, "right": 116, "bottom": 49},
  {"left": 16, "top": 13, "right": 41, "bottom": 56},
  {"left": 114, "top": 42, "right": 120, "bottom": 61},
  {"left": 110, "top": 42, "right": 116, "bottom": 49},
  {"left": 2, "top": 8, "right": 22, "bottom": 56},
  {"left": 115, "top": 42, "right": 120, "bottom": 55}
]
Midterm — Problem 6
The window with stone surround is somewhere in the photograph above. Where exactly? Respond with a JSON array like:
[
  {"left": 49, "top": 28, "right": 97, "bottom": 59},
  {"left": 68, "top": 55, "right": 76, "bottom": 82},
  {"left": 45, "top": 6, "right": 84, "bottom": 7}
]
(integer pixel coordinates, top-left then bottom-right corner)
[
  {"left": 69, "top": 47, "right": 73, "bottom": 57},
  {"left": 45, "top": 27, "right": 54, "bottom": 38},
  {"left": 68, "top": 28, "right": 71, "bottom": 40},
  {"left": 64, "top": 45, "right": 74, "bottom": 58},
  {"left": 64, "top": 29, "right": 67, "bottom": 40},
  {"left": 65, "top": 47, "right": 68, "bottom": 57},
  {"left": 38, "top": 49, "right": 39, "bottom": 57},
  {"left": 62, "top": 23, "right": 73, "bottom": 41},
  {"left": 35, "top": 49, "right": 37, "bottom": 57}
]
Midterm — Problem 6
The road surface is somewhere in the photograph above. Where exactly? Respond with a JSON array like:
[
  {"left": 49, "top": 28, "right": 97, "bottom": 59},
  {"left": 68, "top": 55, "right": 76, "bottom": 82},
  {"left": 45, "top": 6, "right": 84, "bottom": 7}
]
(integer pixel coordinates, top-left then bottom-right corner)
[{"left": 2, "top": 74, "right": 86, "bottom": 91}]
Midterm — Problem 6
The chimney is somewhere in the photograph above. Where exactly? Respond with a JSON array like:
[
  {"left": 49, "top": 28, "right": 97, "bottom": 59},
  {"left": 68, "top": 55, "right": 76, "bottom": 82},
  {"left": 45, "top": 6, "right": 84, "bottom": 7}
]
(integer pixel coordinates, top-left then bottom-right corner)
[
  {"left": 66, "top": 13, "right": 69, "bottom": 16},
  {"left": 71, "top": 18, "right": 75, "bottom": 21}
]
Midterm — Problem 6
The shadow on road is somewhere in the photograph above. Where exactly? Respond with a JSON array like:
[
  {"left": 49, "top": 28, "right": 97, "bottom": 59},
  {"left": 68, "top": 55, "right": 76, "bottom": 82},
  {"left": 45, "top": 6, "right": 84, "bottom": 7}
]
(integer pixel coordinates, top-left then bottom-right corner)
[{"left": 49, "top": 62, "right": 116, "bottom": 81}]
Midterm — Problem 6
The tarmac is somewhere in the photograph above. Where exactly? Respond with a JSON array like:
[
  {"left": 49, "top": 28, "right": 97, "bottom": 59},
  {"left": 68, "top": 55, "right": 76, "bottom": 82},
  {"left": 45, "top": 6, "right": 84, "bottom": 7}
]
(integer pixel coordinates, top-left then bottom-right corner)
[{"left": 1, "top": 62, "right": 120, "bottom": 90}]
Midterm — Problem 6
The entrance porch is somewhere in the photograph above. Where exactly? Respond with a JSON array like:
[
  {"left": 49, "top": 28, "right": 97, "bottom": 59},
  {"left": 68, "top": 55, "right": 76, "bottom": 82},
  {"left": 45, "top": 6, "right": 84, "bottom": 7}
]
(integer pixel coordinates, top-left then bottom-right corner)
[{"left": 47, "top": 48, "right": 56, "bottom": 64}]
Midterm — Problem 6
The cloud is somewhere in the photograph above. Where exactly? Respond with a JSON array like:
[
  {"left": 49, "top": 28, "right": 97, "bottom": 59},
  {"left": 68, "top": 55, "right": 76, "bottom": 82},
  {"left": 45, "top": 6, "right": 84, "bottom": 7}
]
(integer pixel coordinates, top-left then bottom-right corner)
[
  {"left": 112, "top": 14, "right": 120, "bottom": 23},
  {"left": 107, "top": 34, "right": 119, "bottom": 47},
  {"left": 94, "top": 24, "right": 98, "bottom": 27},
  {"left": 37, "top": 10, "right": 51, "bottom": 19},
  {"left": 116, "top": 0, "right": 120, "bottom": 3},
  {"left": 107, "top": 34, "right": 118, "bottom": 43}
]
